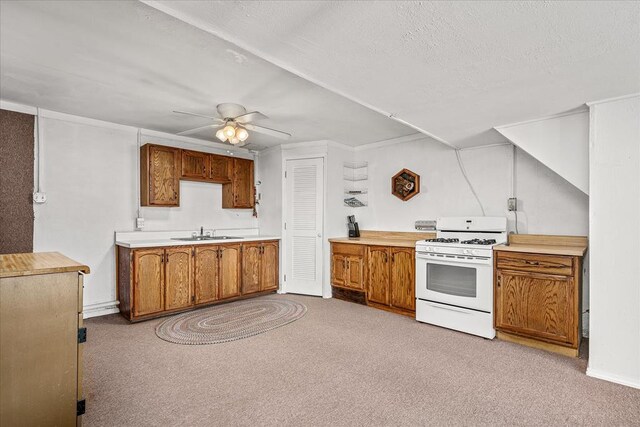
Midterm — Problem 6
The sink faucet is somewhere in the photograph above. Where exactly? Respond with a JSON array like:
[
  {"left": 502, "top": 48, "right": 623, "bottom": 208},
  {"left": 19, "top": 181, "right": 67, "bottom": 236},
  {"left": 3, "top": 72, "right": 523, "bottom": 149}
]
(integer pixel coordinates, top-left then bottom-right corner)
[{"left": 200, "top": 226, "right": 204, "bottom": 237}]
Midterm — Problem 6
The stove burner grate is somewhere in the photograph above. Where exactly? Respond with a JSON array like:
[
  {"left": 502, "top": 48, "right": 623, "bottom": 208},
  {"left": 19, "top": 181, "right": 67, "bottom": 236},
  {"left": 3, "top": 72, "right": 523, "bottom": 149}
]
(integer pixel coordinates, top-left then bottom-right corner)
[
  {"left": 460, "top": 239, "right": 497, "bottom": 245},
  {"left": 424, "top": 238, "right": 460, "bottom": 243}
]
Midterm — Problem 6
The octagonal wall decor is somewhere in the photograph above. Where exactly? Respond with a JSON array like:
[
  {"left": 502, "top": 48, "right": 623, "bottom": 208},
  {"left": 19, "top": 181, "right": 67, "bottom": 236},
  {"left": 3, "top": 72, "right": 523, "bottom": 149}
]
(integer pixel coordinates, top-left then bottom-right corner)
[{"left": 392, "top": 169, "right": 420, "bottom": 201}]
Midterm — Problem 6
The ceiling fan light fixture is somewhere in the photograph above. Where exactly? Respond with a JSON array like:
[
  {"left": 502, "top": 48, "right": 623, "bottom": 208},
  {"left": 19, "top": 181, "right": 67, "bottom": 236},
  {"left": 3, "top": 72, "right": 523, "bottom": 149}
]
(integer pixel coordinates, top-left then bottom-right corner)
[
  {"left": 229, "top": 136, "right": 240, "bottom": 145},
  {"left": 223, "top": 124, "right": 236, "bottom": 139},
  {"left": 215, "top": 128, "right": 227, "bottom": 142},
  {"left": 236, "top": 127, "right": 249, "bottom": 142}
]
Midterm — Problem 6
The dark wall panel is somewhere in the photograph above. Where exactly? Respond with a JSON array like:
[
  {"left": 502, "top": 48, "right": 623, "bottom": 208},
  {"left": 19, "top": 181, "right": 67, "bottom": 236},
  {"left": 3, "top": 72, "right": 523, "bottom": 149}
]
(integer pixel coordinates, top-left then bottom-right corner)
[{"left": 0, "top": 109, "right": 35, "bottom": 254}]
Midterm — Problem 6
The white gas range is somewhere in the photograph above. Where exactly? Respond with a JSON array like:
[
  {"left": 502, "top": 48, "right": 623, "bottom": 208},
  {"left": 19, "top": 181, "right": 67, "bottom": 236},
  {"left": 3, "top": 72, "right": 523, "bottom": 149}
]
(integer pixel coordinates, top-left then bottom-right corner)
[{"left": 415, "top": 217, "right": 507, "bottom": 339}]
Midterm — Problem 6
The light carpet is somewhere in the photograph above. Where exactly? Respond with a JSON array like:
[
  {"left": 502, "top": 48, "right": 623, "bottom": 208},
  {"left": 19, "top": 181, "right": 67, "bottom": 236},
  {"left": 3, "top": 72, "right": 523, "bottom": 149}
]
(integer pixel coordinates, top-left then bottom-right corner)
[{"left": 83, "top": 294, "right": 640, "bottom": 426}]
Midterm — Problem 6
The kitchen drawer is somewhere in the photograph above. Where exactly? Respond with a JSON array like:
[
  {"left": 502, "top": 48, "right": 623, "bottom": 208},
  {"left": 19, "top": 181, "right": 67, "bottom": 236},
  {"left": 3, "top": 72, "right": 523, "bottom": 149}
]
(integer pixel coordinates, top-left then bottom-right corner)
[
  {"left": 331, "top": 243, "right": 365, "bottom": 257},
  {"left": 496, "top": 252, "right": 573, "bottom": 276}
]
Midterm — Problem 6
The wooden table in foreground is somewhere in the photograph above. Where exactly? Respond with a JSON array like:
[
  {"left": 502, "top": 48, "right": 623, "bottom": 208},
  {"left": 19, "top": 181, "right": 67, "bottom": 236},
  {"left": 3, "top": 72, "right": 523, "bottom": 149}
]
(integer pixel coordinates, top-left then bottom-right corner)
[
  {"left": 493, "top": 234, "right": 588, "bottom": 357},
  {"left": 0, "top": 252, "right": 89, "bottom": 426}
]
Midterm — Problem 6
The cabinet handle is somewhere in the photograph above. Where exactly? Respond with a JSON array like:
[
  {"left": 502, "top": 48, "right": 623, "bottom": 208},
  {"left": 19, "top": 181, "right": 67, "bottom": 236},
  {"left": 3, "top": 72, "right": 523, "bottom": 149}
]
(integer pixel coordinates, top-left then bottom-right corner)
[
  {"left": 384, "top": 253, "right": 388, "bottom": 263},
  {"left": 166, "top": 253, "right": 169, "bottom": 263},
  {"left": 497, "top": 276, "right": 501, "bottom": 287},
  {"left": 173, "top": 191, "right": 177, "bottom": 200}
]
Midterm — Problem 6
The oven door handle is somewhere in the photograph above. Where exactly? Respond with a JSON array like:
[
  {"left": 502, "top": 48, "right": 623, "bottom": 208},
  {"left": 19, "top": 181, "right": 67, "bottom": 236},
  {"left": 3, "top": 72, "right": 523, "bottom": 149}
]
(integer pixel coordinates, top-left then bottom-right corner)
[{"left": 423, "top": 301, "right": 472, "bottom": 314}]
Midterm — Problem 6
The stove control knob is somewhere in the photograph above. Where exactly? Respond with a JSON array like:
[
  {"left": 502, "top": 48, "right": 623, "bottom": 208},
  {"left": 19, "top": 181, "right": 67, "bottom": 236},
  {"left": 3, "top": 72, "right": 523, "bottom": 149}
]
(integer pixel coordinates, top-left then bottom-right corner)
[
  {"left": 427, "top": 246, "right": 433, "bottom": 252},
  {"left": 463, "top": 249, "right": 470, "bottom": 255},
  {"left": 471, "top": 250, "right": 478, "bottom": 256}
]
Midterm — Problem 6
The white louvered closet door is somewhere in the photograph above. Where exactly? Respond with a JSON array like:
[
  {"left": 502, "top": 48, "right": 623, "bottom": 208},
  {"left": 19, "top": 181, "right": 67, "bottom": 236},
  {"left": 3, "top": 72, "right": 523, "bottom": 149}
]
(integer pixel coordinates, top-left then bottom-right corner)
[{"left": 285, "top": 157, "right": 324, "bottom": 296}]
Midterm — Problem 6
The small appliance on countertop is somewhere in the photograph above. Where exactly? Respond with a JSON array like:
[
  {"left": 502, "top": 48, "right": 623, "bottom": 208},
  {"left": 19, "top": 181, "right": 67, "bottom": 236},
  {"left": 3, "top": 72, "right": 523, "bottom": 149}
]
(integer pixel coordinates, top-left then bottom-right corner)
[
  {"left": 347, "top": 215, "right": 360, "bottom": 238},
  {"left": 415, "top": 216, "right": 507, "bottom": 339}
]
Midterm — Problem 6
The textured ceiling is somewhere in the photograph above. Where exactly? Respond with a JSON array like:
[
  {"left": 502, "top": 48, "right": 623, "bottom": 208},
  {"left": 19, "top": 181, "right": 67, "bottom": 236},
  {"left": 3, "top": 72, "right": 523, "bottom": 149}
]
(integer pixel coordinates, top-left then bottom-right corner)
[
  {"left": 145, "top": 0, "right": 640, "bottom": 148},
  {"left": 0, "top": 1, "right": 414, "bottom": 150}
]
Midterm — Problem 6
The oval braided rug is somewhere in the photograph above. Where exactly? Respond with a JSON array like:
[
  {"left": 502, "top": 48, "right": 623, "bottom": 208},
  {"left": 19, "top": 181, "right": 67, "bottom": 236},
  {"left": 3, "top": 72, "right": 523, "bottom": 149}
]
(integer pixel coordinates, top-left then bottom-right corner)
[{"left": 155, "top": 298, "right": 307, "bottom": 345}]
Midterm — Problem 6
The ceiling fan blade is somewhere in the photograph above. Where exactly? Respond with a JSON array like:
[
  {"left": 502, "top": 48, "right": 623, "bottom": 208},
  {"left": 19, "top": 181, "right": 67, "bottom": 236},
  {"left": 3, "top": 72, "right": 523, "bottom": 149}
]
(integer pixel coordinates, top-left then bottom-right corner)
[
  {"left": 177, "top": 123, "right": 222, "bottom": 136},
  {"left": 173, "top": 110, "right": 224, "bottom": 122},
  {"left": 244, "top": 123, "right": 291, "bottom": 140},
  {"left": 235, "top": 111, "right": 268, "bottom": 124}
]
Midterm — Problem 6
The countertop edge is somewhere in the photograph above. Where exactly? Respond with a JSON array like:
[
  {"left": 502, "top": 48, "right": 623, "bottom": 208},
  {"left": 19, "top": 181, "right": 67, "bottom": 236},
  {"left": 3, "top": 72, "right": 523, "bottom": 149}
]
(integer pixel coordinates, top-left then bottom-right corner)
[
  {"left": 493, "top": 244, "right": 588, "bottom": 257},
  {"left": 328, "top": 238, "right": 421, "bottom": 248},
  {"left": 116, "top": 236, "right": 281, "bottom": 249},
  {"left": 0, "top": 252, "right": 90, "bottom": 278}
]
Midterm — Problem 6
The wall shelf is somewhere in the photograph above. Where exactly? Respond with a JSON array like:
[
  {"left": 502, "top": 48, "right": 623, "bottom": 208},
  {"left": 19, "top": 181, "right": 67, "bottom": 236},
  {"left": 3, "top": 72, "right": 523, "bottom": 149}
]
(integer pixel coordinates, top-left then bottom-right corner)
[{"left": 344, "top": 162, "right": 368, "bottom": 207}]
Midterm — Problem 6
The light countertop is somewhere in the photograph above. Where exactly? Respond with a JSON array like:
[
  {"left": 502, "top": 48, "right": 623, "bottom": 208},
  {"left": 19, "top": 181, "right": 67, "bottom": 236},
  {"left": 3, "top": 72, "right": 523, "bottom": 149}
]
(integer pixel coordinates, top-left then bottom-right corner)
[
  {"left": 493, "top": 243, "right": 587, "bottom": 257},
  {"left": 329, "top": 237, "right": 430, "bottom": 248},
  {"left": 0, "top": 252, "right": 90, "bottom": 278},
  {"left": 116, "top": 235, "right": 281, "bottom": 249}
]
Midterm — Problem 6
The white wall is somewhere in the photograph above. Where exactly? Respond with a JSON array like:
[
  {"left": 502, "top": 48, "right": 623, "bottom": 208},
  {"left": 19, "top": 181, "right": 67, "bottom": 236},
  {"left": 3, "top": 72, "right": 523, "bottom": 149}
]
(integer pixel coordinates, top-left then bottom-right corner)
[
  {"left": 496, "top": 110, "right": 589, "bottom": 194},
  {"left": 355, "top": 138, "right": 589, "bottom": 236},
  {"left": 587, "top": 94, "right": 640, "bottom": 389},
  {"left": 32, "top": 116, "right": 255, "bottom": 317}
]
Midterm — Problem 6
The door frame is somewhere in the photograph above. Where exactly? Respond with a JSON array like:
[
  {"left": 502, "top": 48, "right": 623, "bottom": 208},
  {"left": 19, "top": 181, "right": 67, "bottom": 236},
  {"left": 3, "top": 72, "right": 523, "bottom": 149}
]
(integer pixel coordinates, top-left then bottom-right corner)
[{"left": 281, "top": 154, "right": 327, "bottom": 297}]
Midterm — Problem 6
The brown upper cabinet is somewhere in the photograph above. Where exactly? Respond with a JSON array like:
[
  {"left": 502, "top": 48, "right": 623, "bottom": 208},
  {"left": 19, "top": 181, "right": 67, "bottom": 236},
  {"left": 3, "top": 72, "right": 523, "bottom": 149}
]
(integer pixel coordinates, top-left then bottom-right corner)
[
  {"left": 181, "top": 150, "right": 209, "bottom": 181},
  {"left": 140, "top": 144, "right": 254, "bottom": 209},
  {"left": 210, "top": 154, "right": 232, "bottom": 183},
  {"left": 223, "top": 158, "right": 255, "bottom": 209},
  {"left": 141, "top": 144, "right": 180, "bottom": 206}
]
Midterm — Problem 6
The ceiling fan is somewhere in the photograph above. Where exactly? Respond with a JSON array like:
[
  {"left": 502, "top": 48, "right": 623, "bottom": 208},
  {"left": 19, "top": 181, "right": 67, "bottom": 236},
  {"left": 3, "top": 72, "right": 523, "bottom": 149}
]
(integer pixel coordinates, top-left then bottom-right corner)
[{"left": 174, "top": 103, "right": 291, "bottom": 146}]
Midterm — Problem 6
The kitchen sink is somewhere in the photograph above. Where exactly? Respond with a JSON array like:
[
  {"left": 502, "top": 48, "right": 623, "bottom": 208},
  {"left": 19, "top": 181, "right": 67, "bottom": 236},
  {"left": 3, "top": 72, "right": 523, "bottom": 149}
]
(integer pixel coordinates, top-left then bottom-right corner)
[{"left": 171, "top": 236, "right": 243, "bottom": 242}]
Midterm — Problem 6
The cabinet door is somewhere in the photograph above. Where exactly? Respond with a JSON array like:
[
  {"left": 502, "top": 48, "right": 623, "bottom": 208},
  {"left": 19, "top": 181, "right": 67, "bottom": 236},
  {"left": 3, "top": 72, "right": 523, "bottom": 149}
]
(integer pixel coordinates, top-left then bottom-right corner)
[
  {"left": 331, "top": 254, "right": 347, "bottom": 287},
  {"left": 223, "top": 158, "right": 254, "bottom": 208},
  {"left": 219, "top": 244, "right": 241, "bottom": 299},
  {"left": 194, "top": 246, "right": 219, "bottom": 304},
  {"left": 346, "top": 256, "right": 365, "bottom": 290},
  {"left": 165, "top": 247, "right": 193, "bottom": 311},
  {"left": 133, "top": 249, "right": 165, "bottom": 317},
  {"left": 181, "top": 150, "right": 209, "bottom": 180},
  {"left": 390, "top": 248, "right": 415, "bottom": 311},
  {"left": 210, "top": 154, "right": 232, "bottom": 183},
  {"left": 367, "top": 246, "right": 390, "bottom": 305},
  {"left": 261, "top": 241, "right": 279, "bottom": 291},
  {"left": 495, "top": 270, "right": 576, "bottom": 345},
  {"left": 241, "top": 243, "right": 261, "bottom": 294},
  {"left": 148, "top": 145, "right": 180, "bottom": 206}
]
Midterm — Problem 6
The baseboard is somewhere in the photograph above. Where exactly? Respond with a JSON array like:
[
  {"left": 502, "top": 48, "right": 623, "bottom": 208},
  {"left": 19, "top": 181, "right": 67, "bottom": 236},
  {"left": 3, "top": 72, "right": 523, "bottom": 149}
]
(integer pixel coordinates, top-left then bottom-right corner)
[
  {"left": 83, "top": 300, "right": 120, "bottom": 319},
  {"left": 586, "top": 367, "right": 640, "bottom": 389}
]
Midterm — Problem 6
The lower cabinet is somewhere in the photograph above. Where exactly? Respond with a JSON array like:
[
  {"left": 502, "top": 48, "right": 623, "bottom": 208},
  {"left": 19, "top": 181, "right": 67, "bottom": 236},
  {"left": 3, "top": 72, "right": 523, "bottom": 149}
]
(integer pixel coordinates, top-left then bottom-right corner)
[
  {"left": 331, "top": 244, "right": 365, "bottom": 290},
  {"left": 367, "top": 246, "right": 390, "bottom": 305},
  {"left": 165, "top": 247, "right": 194, "bottom": 310},
  {"left": 194, "top": 244, "right": 242, "bottom": 303},
  {"left": 389, "top": 247, "right": 416, "bottom": 312},
  {"left": 241, "top": 241, "right": 279, "bottom": 294},
  {"left": 219, "top": 244, "right": 242, "bottom": 299},
  {"left": 331, "top": 242, "right": 415, "bottom": 315},
  {"left": 132, "top": 248, "right": 165, "bottom": 317},
  {"left": 494, "top": 251, "right": 582, "bottom": 356},
  {"left": 118, "top": 240, "right": 279, "bottom": 322}
]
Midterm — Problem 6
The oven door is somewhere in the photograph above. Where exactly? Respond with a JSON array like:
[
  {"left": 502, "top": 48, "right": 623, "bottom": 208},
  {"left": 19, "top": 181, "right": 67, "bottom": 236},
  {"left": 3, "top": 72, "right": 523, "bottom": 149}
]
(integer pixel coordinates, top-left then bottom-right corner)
[{"left": 415, "top": 253, "right": 493, "bottom": 313}]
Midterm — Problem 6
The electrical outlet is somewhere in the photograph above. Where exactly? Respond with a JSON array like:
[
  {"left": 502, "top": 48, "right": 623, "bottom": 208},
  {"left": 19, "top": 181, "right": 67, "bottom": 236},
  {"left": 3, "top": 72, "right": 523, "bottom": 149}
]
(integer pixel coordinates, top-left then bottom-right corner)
[
  {"left": 33, "top": 192, "right": 47, "bottom": 204},
  {"left": 508, "top": 197, "right": 517, "bottom": 211},
  {"left": 136, "top": 217, "right": 145, "bottom": 229}
]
